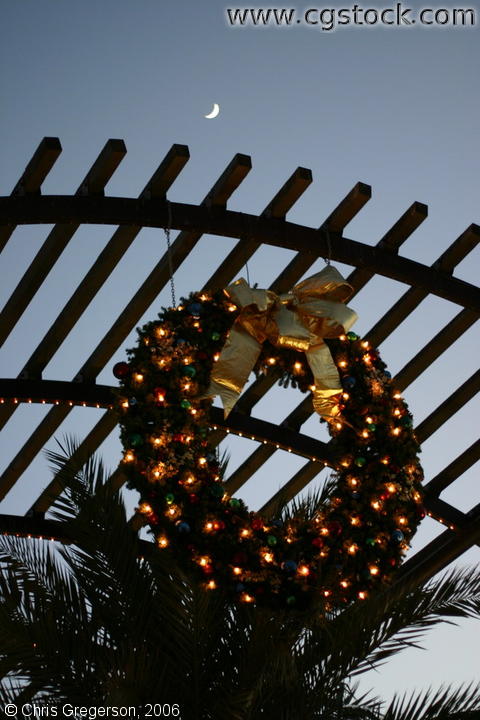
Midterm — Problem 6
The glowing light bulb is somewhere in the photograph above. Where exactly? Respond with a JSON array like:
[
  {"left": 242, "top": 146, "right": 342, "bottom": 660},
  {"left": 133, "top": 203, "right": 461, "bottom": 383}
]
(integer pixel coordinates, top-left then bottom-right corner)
[
  {"left": 241, "top": 593, "right": 254, "bottom": 603},
  {"left": 206, "top": 580, "right": 217, "bottom": 590},
  {"left": 298, "top": 565, "right": 310, "bottom": 576},
  {"left": 358, "top": 591, "right": 367, "bottom": 600},
  {"left": 348, "top": 543, "right": 358, "bottom": 555},
  {"left": 157, "top": 536, "right": 169, "bottom": 548},
  {"left": 124, "top": 451, "right": 135, "bottom": 463},
  {"left": 233, "top": 567, "right": 242, "bottom": 575},
  {"left": 134, "top": 373, "right": 144, "bottom": 382},
  {"left": 369, "top": 565, "right": 379, "bottom": 576}
]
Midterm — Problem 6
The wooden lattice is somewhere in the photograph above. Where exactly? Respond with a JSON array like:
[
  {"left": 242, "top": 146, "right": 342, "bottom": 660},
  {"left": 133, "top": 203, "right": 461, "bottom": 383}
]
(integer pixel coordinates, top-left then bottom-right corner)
[{"left": 0, "top": 137, "right": 479, "bottom": 590}]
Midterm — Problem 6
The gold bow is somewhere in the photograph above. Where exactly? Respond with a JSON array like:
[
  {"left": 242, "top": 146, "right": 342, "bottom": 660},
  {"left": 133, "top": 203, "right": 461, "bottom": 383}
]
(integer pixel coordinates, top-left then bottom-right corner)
[{"left": 206, "top": 265, "right": 358, "bottom": 419}]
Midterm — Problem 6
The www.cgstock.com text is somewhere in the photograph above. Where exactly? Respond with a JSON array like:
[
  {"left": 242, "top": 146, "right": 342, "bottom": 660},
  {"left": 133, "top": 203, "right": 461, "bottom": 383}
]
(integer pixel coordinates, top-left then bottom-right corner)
[{"left": 225, "top": 4, "right": 476, "bottom": 30}]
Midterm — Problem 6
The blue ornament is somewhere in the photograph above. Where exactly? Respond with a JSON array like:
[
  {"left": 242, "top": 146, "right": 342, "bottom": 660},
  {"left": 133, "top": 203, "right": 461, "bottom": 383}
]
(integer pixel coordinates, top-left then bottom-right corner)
[
  {"left": 352, "top": 492, "right": 361, "bottom": 500},
  {"left": 183, "top": 365, "right": 196, "bottom": 377},
  {"left": 271, "top": 519, "right": 283, "bottom": 528},
  {"left": 235, "top": 582, "right": 245, "bottom": 593},
  {"left": 175, "top": 338, "right": 187, "bottom": 346},
  {"left": 129, "top": 397, "right": 138, "bottom": 406},
  {"left": 187, "top": 302, "right": 203, "bottom": 317},
  {"left": 177, "top": 522, "right": 191, "bottom": 533},
  {"left": 343, "top": 376, "right": 356, "bottom": 389},
  {"left": 391, "top": 529, "right": 404, "bottom": 543},
  {"left": 283, "top": 560, "right": 298, "bottom": 573},
  {"left": 383, "top": 370, "right": 392, "bottom": 378}
]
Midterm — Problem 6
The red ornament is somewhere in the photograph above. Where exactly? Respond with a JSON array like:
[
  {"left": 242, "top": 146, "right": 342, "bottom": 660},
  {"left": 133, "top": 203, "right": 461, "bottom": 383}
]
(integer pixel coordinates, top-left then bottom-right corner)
[
  {"left": 326, "top": 521, "right": 343, "bottom": 536},
  {"left": 154, "top": 387, "right": 167, "bottom": 403},
  {"left": 251, "top": 517, "right": 264, "bottom": 531},
  {"left": 173, "top": 434, "right": 184, "bottom": 442},
  {"left": 311, "top": 537, "right": 324, "bottom": 548},
  {"left": 188, "top": 494, "right": 200, "bottom": 504},
  {"left": 113, "top": 361, "right": 130, "bottom": 379}
]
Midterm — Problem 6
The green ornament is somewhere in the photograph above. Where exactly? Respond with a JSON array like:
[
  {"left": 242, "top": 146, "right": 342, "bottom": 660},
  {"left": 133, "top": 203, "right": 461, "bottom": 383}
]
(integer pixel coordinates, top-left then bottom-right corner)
[
  {"left": 367, "top": 423, "right": 377, "bottom": 431},
  {"left": 183, "top": 365, "right": 196, "bottom": 377},
  {"left": 229, "top": 498, "right": 241, "bottom": 509},
  {"left": 210, "top": 484, "right": 225, "bottom": 498},
  {"left": 366, "top": 537, "right": 376, "bottom": 546},
  {"left": 267, "top": 535, "right": 277, "bottom": 546},
  {"left": 347, "top": 331, "right": 359, "bottom": 341},
  {"left": 129, "top": 433, "right": 144, "bottom": 447},
  {"left": 355, "top": 457, "right": 366, "bottom": 467},
  {"left": 400, "top": 416, "right": 413, "bottom": 428},
  {"left": 180, "top": 399, "right": 192, "bottom": 409},
  {"left": 286, "top": 595, "right": 296, "bottom": 606},
  {"left": 211, "top": 331, "right": 221, "bottom": 341},
  {"left": 165, "top": 493, "right": 175, "bottom": 504}
]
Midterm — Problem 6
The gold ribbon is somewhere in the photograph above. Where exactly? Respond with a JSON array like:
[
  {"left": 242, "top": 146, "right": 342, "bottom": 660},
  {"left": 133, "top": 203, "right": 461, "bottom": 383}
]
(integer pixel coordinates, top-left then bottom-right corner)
[{"left": 206, "top": 265, "right": 358, "bottom": 419}]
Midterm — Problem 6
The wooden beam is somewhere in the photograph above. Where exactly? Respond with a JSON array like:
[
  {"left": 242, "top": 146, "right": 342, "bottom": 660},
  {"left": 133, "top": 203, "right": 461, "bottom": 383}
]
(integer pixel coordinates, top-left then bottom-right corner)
[{"left": 1, "top": 196, "right": 479, "bottom": 310}]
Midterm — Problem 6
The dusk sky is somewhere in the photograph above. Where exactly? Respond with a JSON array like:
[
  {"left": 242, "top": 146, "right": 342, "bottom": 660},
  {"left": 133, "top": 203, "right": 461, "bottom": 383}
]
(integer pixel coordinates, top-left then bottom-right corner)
[{"left": 0, "top": 0, "right": 479, "bottom": 704}]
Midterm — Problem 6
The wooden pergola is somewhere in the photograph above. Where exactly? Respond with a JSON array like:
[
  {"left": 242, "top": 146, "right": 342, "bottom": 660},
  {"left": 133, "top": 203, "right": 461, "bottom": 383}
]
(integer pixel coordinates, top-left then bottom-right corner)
[{"left": 0, "top": 137, "right": 479, "bottom": 591}]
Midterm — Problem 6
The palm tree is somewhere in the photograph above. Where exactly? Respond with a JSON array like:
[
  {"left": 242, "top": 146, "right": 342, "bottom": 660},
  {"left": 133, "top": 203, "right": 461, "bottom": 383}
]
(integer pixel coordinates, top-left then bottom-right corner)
[{"left": 1, "top": 441, "right": 479, "bottom": 719}]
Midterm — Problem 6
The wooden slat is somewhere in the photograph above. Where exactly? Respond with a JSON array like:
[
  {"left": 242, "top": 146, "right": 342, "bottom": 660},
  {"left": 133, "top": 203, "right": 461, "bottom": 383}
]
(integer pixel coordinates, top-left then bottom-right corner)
[
  {"left": 367, "top": 224, "right": 480, "bottom": 347},
  {"left": 423, "top": 439, "right": 480, "bottom": 497},
  {"left": 415, "top": 368, "right": 480, "bottom": 443},
  {"left": 204, "top": 166, "right": 313, "bottom": 292},
  {"left": 31, "top": 411, "right": 118, "bottom": 514},
  {"left": 394, "top": 308, "right": 478, "bottom": 391},
  {"left": 396, "top": 506, "right": 480, "bottom": 587},
  {"left": 0, "top": 139, "right": 127, "bottom": 347},
  {"left": 0, "top": 137, "right": 62, "bottom": 253},
  {"left": 347, "top": 201, "right": 428, "bottom": 294}
]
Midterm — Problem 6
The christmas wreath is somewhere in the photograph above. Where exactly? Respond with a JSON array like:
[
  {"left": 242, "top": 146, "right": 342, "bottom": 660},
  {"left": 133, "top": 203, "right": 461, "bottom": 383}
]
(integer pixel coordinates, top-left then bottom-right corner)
[{"left": 115, "top": 267, "right": 424, "bottom": 610}]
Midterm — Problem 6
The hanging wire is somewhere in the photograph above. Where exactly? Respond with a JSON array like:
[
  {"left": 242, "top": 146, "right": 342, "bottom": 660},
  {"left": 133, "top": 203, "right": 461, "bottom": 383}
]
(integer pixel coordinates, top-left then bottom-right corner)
[
  {"left": 165, "top": 200, "right": 176, "bottom": 307},
  {"left": 323, "top": 225, "right": 332, "bottom": 266},
  {"left": 245, "top": 259, "right": 251, "bottom": 286}
]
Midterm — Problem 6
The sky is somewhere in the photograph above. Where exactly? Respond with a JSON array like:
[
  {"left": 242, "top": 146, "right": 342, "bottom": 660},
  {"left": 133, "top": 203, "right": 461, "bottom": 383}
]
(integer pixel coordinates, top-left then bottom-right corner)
[{"left": 0, "top": 0, "right": 479, "bottom": 706}]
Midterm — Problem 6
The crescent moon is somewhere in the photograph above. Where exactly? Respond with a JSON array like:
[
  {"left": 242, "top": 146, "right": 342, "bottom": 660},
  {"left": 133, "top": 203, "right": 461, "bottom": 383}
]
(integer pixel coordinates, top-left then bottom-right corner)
[{"left": 205, "top": 103, "right": 220, "bottom": 119}]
